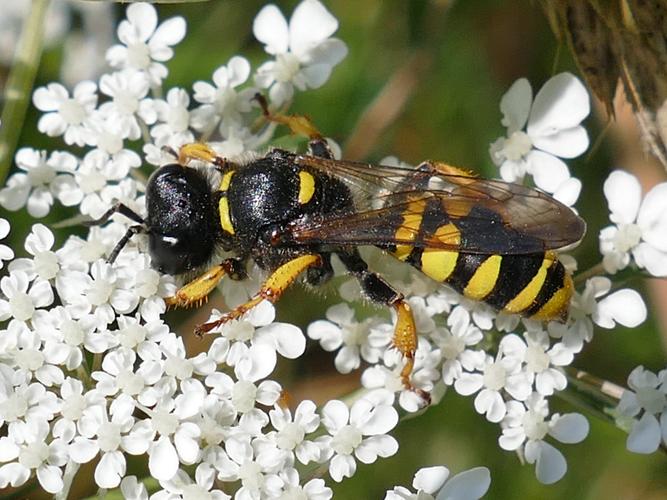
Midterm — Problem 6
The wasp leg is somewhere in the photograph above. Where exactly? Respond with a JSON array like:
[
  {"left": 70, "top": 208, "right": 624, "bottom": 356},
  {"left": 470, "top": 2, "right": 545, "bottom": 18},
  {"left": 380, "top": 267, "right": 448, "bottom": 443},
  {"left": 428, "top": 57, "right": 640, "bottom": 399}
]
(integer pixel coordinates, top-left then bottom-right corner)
[
  {"left": 416, "top": 160, "right": 478, "bottom": 186},
  {"left": 337, "top": 251, "right": 429, "bottom": 402},
  {"left": 166, "top": 258, "right": 247, "bottom": 308},
  {"left": 84, "top": 202, "right": 147, "bottom": 264},
  {"left": 253, "top": 93, "right": 333, "bottom": 159},
  {"left": 176, "top": 143, "right": 238, "bottom": 170},
  {"left": 194, "top": 254, "right": 322, "bottom": 336}
]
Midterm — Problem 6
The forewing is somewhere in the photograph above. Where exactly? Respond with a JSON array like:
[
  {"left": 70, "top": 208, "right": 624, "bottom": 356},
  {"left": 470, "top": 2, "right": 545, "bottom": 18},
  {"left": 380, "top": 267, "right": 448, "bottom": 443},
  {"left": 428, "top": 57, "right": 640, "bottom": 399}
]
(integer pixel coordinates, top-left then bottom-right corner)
[{"left": 289, "top": 155, "right": 586, "bottom": 254}]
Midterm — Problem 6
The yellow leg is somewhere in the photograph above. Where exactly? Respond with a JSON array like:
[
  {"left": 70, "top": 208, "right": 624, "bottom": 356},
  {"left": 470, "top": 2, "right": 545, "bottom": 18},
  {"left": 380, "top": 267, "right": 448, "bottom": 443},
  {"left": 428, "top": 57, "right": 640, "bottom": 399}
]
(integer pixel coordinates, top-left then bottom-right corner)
[
  {"left": 165, "top": 264, "right": 227, "bottom": 308},
  {"left": 195, "top": 254, "right": 322, "bottom": 336},
  {"left": 391, "top": 300, "right": 431, "bottom": 403},
  {"left": 177, "top": 143, "right": 231, "bottom": 168},
  {"left": 254, "top": 93, "right": 323, "bottom": 140}
]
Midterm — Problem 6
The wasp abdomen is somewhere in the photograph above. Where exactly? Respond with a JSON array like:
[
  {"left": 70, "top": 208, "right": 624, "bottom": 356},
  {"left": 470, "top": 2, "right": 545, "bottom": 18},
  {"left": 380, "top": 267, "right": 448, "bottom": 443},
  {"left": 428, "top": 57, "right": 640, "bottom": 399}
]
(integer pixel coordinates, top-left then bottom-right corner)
[{"left": 411, "top": 249, "right": 571, "bottom": 321}]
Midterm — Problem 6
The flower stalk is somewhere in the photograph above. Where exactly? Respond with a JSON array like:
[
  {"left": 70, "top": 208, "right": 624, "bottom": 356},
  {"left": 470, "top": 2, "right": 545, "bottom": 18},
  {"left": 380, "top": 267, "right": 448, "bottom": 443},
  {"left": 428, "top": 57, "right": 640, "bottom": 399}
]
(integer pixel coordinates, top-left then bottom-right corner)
[{"left": 0, "top": 0, "right": 49, "bottom": 185}]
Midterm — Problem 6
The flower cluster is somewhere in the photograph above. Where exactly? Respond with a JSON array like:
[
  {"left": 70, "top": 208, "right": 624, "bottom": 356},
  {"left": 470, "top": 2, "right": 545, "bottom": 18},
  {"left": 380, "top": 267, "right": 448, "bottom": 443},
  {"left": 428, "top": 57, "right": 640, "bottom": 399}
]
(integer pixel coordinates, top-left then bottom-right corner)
[
  {"left": 613, "top": 365, "right": 667, "bottom": 455},
  {"left": 0, "top": 1, "right": 665, "bottom": 498}
]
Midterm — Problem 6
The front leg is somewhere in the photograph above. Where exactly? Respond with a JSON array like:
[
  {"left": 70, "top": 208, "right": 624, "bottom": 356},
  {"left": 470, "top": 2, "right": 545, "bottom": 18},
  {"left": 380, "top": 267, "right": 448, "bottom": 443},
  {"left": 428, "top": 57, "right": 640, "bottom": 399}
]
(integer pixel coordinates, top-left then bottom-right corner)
[
  {"left": 166, "top": 258, "right": 247, "bottom": 308},
  {"left": 194, "top": 254, "right": 322, "bottom": 336},
  {"left": 254, "top": 93, "right": 334, "bottom": 159}
]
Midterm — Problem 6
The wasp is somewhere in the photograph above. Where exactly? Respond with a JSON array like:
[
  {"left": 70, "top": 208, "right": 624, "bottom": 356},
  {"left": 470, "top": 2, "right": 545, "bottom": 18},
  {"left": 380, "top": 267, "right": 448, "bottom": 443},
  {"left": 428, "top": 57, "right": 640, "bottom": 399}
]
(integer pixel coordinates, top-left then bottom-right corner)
[{"left": 90, "top": 96, "right": 586, "bottom": 395}]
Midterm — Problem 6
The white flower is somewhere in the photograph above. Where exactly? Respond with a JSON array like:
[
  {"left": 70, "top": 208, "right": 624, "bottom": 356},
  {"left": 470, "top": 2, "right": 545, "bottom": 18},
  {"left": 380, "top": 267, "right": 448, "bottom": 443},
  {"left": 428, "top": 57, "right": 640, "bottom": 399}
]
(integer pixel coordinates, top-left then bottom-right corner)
[
  {"left": 143, "top": 386, "right": 206, "bottom": 482},
  {"left": 362, "top": 336, "right": 441, "bottom": 412},
  {"left": 0, "top": 219, "right": 14, "bottom": 269},
  {"left": 98, "top": 69, "right": 156, "bottom": 140},
  {"left": 150, "top": 87, "right": 195, "bottom": 147},
  {"left": 500, "top": 330, "right": 570, "bottom": 396},
  {"left": 69, "top": 394, "right": 138, "bottom": 488},
  {"left": 152, "top": 466, "right": 229, "bottom": 500},
  {"left": 191, "top": 56, "right": 257, "bottom": 135},
  {"left": 384, "top": 465, "right": 491, "bottom": 500},
  {"left": 432, "top": 306, "right": 483, "bottom": 385},
  {"left": 265, "top": 467, "right": 332, "bottom": 500},
  {"left": 489, "top": 72, "right": 589, "bottom": 204},
  {"left": 0, "top": 376, "right": 60, "bottom": 429},
  {"left": 206, "top": 343, "right": 281, "bottom": 415},
  {"left": 267, "top": 400, "right": 320, "bottom": 465},
  {"left": 600, "top": 170, "right": 667, "bottom": 276},
  {"left": 0, "top": 419, "right": 68, "bottom": 493},
  {"left": 8, "top": 224, "right": 60, "bottom": 282},
  {"left": 32, "top": 81, "right": 97, "bottom": 146},
  {"left": 253, "top": 0, "right": 348, "bottom": 105},
  {"left": 307, "top": 303, "right": 388, "bottom": 374},
  {"left": 572, "top": 276, "right": 647, "bottom": 331},
  {"left": 214, "top": 434, "right": 284, "bottom": 499},
  {"left": 0, "top": 148, "right": 78, "bottom": 217},
  {"left": 614, "top": 366, "right": 667, "bottom": 454},
  {"left": 106, "top": 2, "right": 186, "bottom": 86},
  {"left": 0, "top": 271, "right": 54, "bottom": 323},
  {"left": 318, "top": 391, "right": 399, "bottom": 482},
  {"left": 454, "top": 341, "right": 532, "bottom": 423},
  {"left": 499, "top": 394, "right": 589, "bottom": 484}
]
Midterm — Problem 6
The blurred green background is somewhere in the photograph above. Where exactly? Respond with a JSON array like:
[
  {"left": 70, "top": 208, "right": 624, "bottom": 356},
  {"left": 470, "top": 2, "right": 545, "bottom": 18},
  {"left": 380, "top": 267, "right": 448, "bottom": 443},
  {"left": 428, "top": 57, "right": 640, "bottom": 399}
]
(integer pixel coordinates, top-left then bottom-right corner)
[{"left": 2, "top": 0, "right": 667, "bottom": 498}]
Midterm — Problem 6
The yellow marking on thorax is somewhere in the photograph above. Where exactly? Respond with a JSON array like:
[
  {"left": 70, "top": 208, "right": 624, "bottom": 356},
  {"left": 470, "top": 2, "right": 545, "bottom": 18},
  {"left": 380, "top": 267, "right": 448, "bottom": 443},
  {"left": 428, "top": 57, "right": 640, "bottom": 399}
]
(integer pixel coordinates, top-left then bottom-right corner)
[
  {"left": 463, "top": 254, "right": 502, "bottom": 300},
  {"left": 220, "top": 170, "right": 235, "bottom": 191},
  {"left": 298, "top": 170, "right": 316, "bottom": 204},
  {"left": 531, "top": 268, "right": 573, "bottom": 322},
  {"left": 503, "top": 254, "right": 555, "bottom": 314},
  {"left": 219, "top": 197, "right": 235, "bottom": 235},
  {"left": 394, "top": 200, "right": 426, "bottom": 260}
]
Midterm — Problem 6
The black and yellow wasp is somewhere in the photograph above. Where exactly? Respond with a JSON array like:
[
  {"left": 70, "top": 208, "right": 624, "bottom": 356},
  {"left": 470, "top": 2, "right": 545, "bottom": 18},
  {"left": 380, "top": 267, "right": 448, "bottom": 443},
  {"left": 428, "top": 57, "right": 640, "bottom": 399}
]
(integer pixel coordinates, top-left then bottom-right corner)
[{"left": 91, "top": 97, "right": 585, "bottom": 395}]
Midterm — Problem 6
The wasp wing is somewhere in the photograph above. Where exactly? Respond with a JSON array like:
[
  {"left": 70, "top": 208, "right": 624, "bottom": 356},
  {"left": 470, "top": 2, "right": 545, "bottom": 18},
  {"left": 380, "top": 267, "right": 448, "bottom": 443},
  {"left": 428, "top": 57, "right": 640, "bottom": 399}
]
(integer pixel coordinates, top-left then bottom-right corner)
[{"left": 285, "top": 155, "right": 585, "bottom": 255}]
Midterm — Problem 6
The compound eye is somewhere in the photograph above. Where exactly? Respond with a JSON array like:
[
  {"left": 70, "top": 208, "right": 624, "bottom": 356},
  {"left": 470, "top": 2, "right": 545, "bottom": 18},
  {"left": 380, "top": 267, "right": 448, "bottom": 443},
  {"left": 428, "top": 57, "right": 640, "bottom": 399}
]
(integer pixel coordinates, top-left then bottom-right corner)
[{"left": 149, "top": 233, "right": 187, "bottom": 275}]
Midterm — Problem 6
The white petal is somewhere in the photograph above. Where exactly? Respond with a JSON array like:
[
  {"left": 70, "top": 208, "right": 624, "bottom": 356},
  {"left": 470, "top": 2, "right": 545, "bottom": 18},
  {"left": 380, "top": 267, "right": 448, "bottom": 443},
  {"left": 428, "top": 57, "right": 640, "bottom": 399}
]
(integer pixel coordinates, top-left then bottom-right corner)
[
  {"left": 149, "top": 437, "right": 179, "bottom": 481},
  {"left": 259, "top": 323, "right": 305, "bottom": 359},
  {"left": 474, "top": 389, "right": 506, "bottom": 423},
  {"left": 637, "top": 182, "right": 667, "bottom": 251},
  {"left": 604, "top": 170, "right": 641, "bottom": 224},
  {"left": 525, "top": 440, "right": 567, "bottom": 484},
  {"left": 633, "top": 243, "right": 667, "bottom": 277},
  {"left": 355, "top": 435, "right": 398, "bottom": 463},
  {"left": 531, "top": 126, "right": 589, "bottom": 159},
  {"left": 253, "top": 5, "right": 289, "bottom": 55},
  {"left": 436, "top": 467, "right": 491, "bottom": 500},
  {"left": 413, "top": 465, "right": 449, "bottom": 494},
  {"left": 500, "top": 78, "right": 532, "bottom": 133},
  {"left": 301, "top": 63, "right": 332, "bottom": 89},
  {"left": 36, "top": 464, "right": 63, "bottom": 494},
  {"left": 150, "top": 16, "right": 186, "bottom": 49},
  {"left": 329, "top": 453, "right": 356, "bottom": 482},
  {"left": 528, "top": 73, "right": 589, "bottom": 138},
  {"left": 549, "top": 413, "right": 589, "bottom": 443},
  {"left": 322, "top": 400, "right": 349, "bottom": 433},
  {"left": 125, "top": 3, "right": 157, "bottom": 42},
  {"left": 289, "top": 0, "right": 339, "bottom": 56},
  {"left": 454, "top": 373, "right": 483, "bottom": 396},
  {"left": 627, "top": 413, "right": 661, "bottom": 454},
  {"left": 69, "top": 437, "right": 99, "bottom": 463},
  {"left": 526, "top": 150, "right": 570, "bottom": 192},
  {"left": 552, "top": 177, "right": 582, "bottom": 207},
  {"left": 597, "top": 289, "right": 646, "bottom": 328},
  {"left": 95, "top": 450, "right": 126, "bottom": 489}
]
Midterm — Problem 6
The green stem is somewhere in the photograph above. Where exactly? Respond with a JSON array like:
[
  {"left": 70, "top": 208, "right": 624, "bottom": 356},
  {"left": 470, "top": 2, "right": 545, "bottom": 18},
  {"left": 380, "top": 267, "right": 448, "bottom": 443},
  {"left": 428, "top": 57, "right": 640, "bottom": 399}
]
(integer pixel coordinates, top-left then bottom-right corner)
[
  {"left": 574, "top": 262, "right": 606, "bottom": 286},
  {"left": 0, "top": 0, "right": 50, "bottom": 186},
  {"left": 559, "top": 366, "right": 624, "bottom": 423}
]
